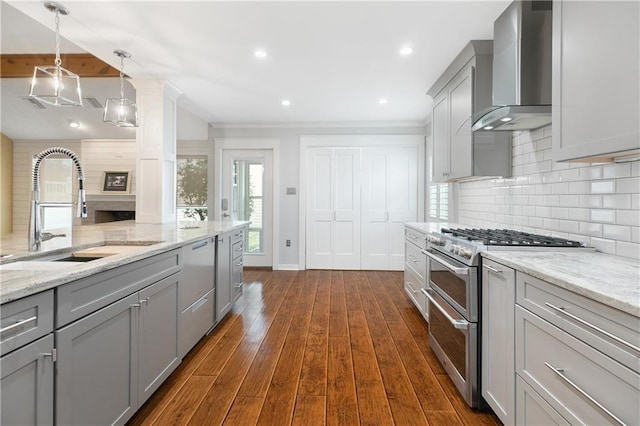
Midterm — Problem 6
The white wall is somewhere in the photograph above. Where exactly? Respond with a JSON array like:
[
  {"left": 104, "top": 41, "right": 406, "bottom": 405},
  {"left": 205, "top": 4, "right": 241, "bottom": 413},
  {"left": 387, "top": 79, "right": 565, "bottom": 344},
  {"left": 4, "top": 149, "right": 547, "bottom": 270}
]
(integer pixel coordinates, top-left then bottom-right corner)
[
  {"left": 458, "top": 125, "right": 640, "bottom": 259},
  {"left": 209, "top": 124, "right": 426, "bottom": 266}
]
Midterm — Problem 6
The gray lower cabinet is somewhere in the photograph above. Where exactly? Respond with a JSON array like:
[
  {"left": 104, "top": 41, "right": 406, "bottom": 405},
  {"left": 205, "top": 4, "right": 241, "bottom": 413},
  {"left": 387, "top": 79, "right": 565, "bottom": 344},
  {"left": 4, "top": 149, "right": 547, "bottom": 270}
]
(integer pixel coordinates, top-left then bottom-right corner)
[
  {"left": 1, "top": 334, "right": 54, "bottom": 426},
  {"left": 231, "top": 229, "right": 244, "bottom": 303},
  {"left": 56, "top": 272, "right": 181, "bottom": 426},
  {"left": 481, "top": 259, "right": 516, "bottom": 425},
  {"left": 216, "top": 231, "right": 232, "bottom": 320}
]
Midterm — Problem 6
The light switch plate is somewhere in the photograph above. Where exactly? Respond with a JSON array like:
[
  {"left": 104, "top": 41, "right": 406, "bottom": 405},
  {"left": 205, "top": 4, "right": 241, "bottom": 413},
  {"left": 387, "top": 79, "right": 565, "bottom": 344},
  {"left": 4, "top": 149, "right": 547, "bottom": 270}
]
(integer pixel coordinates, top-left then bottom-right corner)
[{"left": 286, "top": 187, "right": 296, "bottom": 195}]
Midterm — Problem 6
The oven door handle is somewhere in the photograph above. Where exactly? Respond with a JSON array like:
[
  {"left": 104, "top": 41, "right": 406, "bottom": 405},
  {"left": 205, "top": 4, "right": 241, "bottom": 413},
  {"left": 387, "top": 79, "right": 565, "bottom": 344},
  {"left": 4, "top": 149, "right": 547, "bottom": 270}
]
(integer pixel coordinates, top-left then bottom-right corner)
[
  {"left": 422, "top": 288, "right": 469, "bottom": 330},
  {"left": 421, "top": 249, "right": 469, "bottom": 275}
]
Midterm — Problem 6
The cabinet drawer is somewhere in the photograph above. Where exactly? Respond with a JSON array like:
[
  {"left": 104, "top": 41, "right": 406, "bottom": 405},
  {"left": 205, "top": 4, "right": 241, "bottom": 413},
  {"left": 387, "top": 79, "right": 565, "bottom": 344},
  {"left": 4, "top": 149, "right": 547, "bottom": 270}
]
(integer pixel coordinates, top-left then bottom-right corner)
[
  {"left": 1, "top": 290, "right": 54, "bottom": 356},
  {"left": 405, "top": 227, "right": 427, "bottom": 251},
  {"left": 405, "top": 240, "right": 426, "bottom": 281},
  {"left": 516, "top": 374, "right": 569, "bottom": 425},
  {"left": 404, "top": 266, "right": 426, "bottom": 313},
  {"left": 231, "top": 228, "right": 244, "bottom": 245},
  {"left": 232, "top": 261, "right": 243, "bottom": 302},
  {"left": 232, "top": 240, "right": 243, "bottom": 260},
  {"left": 180, "top": 289, "right": 214, "bottom": 358},
  {"left": 57, "top": 249, "right": 182, "bottom": 327},
  {"left": 182, "top": 239, "right": 214, "bottom": 311},
  {"left": 516, "top": 305, "right": 639, "bottom": 426},
  {"left": 516, "top": 272, "right": 640, "bottom": 372}
]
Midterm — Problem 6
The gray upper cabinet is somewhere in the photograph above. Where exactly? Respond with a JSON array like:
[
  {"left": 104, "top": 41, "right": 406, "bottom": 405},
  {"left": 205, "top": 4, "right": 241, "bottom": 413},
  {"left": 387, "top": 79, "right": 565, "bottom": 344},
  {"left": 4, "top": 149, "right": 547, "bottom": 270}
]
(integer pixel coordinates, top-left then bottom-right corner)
[
  {"left": 427, "top": 41, "right": 512, "bottom": 182},
  {"left": 1, "top": 334, "right": 54, "bottom": 426},
  {"left": 552, "top": 0, "right": 640, "bottom": 162}
]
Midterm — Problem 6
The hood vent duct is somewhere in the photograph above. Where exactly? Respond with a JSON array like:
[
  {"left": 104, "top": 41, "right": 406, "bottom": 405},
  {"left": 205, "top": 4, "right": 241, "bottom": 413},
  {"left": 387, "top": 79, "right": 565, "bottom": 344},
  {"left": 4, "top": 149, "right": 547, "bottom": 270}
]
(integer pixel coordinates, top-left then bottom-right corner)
[{"left": 472, "top": 0, "right": 552, "bottom": 132}]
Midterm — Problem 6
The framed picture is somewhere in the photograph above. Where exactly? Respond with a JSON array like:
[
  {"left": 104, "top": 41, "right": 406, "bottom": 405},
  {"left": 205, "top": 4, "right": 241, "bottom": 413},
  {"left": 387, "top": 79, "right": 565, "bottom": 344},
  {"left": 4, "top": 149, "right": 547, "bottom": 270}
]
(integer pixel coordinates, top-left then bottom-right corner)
[{"left": 102, "top": 171, "right": 130, "bottom": 193}]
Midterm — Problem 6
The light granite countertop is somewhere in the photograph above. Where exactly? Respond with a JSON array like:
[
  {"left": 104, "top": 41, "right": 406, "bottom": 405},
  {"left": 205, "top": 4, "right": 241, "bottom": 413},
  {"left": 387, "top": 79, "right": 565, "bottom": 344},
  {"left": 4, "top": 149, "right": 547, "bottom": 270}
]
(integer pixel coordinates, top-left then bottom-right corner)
[
  {"left": 0, "top": 220, "right": 248, "bottom": 304},
  {"left": 404, "top": 222, "right": 466, "bottom": 234},
  {"left": 482, "top": 251, "right": 640, "bottom": 318}
]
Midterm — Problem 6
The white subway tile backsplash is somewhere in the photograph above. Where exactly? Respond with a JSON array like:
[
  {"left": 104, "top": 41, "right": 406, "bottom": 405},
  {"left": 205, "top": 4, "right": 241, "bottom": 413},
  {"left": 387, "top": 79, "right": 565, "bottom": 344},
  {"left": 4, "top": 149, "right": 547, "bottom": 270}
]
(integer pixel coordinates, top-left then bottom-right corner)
[
  {"left": 590, "top": 237, "right": 617, "bottom": 255},
  {"left": 602, "top": 194, "right": 631, "bottom": 209},
  {"left": 590, "top": 209, "right": 615, "bottom": 223},
  {"left": 602, "top": 163, "right": 631, "bottom": 179},
  {"left": 616, "top": 177, "right": 640, "bottom": 194},
  {"left": 616, "top": 210, "right": 640, "bottom": 227},
  {"left": 457, "top": 126, "right": 639, "bottom": 260},
  {"left": 616, "top": 241, "right": 640, "bottom": 259},
  {"left": 603, "top": 224, "right": 631, "bottom": 241},
  {"left": 591, "top": 180, "right": 615, "bottom": 194}
]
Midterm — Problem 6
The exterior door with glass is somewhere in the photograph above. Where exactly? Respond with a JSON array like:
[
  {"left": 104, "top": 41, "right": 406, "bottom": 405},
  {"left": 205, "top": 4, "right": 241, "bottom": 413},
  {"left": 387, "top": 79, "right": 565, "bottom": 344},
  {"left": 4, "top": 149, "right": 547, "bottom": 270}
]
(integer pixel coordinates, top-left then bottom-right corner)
[{"left": 221, "top": 150, "right": 273, "bottom": 268}]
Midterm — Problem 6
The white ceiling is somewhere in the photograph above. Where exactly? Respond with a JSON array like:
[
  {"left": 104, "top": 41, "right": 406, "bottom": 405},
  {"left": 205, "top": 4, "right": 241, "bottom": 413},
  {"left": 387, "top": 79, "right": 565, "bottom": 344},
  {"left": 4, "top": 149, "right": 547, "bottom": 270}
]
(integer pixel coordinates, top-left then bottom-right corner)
[{"left": 2, "top": 0, "right": 511, "bottom": 139}]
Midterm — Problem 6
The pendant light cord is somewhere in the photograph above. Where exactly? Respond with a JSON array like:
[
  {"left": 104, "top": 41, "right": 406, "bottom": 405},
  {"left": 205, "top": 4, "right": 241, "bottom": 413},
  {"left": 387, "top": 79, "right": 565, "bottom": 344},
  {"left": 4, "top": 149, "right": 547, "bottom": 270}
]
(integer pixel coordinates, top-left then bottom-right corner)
[
  {"left": 119, "top": 55, "right": 125, "bottom": 100},
  {"left": 54, "top": 8, "right": 62, "bottom": 67}
]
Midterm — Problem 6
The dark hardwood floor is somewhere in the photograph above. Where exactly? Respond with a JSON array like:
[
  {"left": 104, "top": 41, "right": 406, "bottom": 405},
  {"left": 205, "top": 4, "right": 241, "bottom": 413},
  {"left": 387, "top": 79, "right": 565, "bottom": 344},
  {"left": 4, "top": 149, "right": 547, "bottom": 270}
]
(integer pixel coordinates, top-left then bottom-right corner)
[{"left": 127, "top": 270, "right": 499, "bottom": 426}]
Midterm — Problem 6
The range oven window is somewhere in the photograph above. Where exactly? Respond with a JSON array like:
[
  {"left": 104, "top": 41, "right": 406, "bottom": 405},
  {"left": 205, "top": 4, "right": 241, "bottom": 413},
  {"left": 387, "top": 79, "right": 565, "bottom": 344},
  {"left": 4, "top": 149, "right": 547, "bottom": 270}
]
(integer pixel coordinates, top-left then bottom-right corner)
[
  {"left": 430, "top": 268, "right": 467, "bottom": 312},
  {"left": 429, "top": 302, "right": 467, "bottom": 379}
]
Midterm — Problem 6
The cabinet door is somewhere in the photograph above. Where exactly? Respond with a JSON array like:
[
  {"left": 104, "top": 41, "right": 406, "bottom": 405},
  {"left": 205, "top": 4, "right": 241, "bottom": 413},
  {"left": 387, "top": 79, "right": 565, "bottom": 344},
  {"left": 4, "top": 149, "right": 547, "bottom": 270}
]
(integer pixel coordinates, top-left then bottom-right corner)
[
  {"left": 216, "top": 232, "right": 232, "bottom": 320},
  {"left": 432, "top": 92, "right": 449, "bottom": 182},
  {"left": 448, "top": 66, "right": 473, "bottom": 179},
  {"left": 1, "top": 334, "right": 54, "bottom": 426},
  {"left": 482, "top": 259, "right": 516, "bottom": 425},
  {"left": 138, "top": 272, "right": 181, "bottom": 405},
  {"left": 552, "top": 0, "right": 639, "bottom": 161},
  {"left": 56, "top": 293, "right": 139, "bottom": 426}
]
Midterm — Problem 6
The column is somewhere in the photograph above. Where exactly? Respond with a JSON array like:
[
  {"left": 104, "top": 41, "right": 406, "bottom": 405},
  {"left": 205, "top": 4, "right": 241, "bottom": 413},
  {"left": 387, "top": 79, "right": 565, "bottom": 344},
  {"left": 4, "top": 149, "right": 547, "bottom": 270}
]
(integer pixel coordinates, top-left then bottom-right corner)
[{"left": 130, "top": 79, "right": 182, "bottom": 223}]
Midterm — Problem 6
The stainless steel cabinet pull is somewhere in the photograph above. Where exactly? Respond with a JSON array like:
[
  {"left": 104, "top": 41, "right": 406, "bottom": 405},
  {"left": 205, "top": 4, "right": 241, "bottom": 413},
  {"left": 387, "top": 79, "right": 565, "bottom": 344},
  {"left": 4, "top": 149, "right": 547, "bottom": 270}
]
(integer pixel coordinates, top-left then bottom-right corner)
[
  {"left": 545, "top": 362, "right": 626, "bottom": 425},
  {"left": 131, "top": 303, "right": 141, "bottom": 308},
  {"left": 191, "top": 296, "right": 208, "bottom": 312},
  {"left": 422, "top": 288, "right": 468, "bottom": 330},
  {"left": 407, "top": 233, "right": 418, "bottom": 240},
  {"left": 0, "top": 316, "right": 37, "bottom": 335},
  {"left": 233, "top": 283, "right": 243, "bottom": 288},
  {"left": 41, "top": 348, "right": 57, "bottom": 362},
  {"left": 192, "top": 240, "right": 208, "bottom": 250},
  {"left": 140, "top": 298, "right": 149, "bottom": 306},
  {"left": 545, "top": 302, "right": 640, "bottom": 354},
  {"left": 483, "top": 264, "right": 502, "bottom": 273},
  {"left": 422, "top": 249, "right": 469, "bottom": 275},
  {"left": 407, "top": 255, "right": 418, "bottom": 263}
]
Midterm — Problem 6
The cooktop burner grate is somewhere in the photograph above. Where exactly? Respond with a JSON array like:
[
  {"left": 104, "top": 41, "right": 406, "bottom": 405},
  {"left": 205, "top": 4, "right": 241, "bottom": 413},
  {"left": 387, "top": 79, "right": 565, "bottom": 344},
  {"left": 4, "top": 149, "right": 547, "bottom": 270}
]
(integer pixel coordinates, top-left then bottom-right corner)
[{"left": 440, "top": 228, "right": 587, "bottom": 247}]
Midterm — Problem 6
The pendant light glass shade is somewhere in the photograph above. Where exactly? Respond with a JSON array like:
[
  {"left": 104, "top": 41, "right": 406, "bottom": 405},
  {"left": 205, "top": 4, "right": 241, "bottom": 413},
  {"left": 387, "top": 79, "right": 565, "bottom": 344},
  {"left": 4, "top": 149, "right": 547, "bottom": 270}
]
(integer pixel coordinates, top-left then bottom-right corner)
[
  {"left": 28, "top": 2, "right": 82, "bottom": 107},
  {"left": 104, "top": 50, "right": 138, "bottom": 127}
]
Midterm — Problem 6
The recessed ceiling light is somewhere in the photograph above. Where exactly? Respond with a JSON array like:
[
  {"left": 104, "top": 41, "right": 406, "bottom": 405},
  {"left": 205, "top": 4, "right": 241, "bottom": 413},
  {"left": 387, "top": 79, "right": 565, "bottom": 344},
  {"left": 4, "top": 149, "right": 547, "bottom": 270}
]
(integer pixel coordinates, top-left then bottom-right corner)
[
  {"left": 69, "top": 120, "right": 80, "bottom": 128},
  {"left": 254, "top": 50, "right": 267, "bottom": 58},
  {"left": 500, "top": 117, "right": 513, "bottom": 122},
  {"left": 281, "top": 99, "right": 291, "bottom": 107},
  {"left": 378, "top": 98, "right": 388, "bottom": 105},
  {"left": 484, "top": 126, "right": 494, "bottom": 130},
  {"left": 399, "top": 46, "right": 413, "bottom": 55}
]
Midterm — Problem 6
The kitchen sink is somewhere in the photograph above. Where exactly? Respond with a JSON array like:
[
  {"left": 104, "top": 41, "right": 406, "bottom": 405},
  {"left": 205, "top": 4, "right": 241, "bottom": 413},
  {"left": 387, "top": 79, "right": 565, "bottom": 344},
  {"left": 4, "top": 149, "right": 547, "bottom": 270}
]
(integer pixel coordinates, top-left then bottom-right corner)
[{"left": 53, "top": 255, "right": 104, "bottom": 262}]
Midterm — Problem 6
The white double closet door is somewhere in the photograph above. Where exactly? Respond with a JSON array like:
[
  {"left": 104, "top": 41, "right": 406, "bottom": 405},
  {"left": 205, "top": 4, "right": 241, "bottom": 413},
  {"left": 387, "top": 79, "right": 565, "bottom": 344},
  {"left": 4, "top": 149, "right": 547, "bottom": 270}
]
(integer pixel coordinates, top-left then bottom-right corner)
[{"left": 305, "top": 145, "right": 418, "bottom": 271}]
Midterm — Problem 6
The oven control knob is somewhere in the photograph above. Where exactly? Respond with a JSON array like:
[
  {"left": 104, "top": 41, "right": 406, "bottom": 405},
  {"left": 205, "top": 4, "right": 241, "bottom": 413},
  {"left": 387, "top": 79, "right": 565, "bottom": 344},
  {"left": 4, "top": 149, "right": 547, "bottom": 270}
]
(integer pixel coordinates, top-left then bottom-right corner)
[
  {"left": 459, "top": 247, "right": 472, "bottom": 259},
  {"left": 452, "top": 244, "right": 461, "bottom": 255}
]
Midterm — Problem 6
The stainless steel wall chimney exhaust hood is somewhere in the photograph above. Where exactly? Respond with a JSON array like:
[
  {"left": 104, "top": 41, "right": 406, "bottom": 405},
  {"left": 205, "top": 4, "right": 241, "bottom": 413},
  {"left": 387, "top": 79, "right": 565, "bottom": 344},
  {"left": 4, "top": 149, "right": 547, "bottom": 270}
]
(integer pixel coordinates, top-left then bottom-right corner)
[{"left": 472, "top": 0, "right": 552, "bottom": 132}]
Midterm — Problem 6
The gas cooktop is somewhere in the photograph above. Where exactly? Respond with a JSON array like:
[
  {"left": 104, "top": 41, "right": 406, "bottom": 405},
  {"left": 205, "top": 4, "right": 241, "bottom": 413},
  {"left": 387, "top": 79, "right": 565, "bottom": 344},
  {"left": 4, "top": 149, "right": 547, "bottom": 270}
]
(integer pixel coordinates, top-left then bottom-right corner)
[{"left": 440, "top": 228, "right": 588, "bottom": 247}]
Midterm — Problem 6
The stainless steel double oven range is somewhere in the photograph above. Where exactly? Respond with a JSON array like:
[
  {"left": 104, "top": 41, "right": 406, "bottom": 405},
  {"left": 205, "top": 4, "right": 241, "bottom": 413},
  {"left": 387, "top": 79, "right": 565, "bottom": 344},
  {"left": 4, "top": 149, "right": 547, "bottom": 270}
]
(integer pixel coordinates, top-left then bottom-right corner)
[{"left": 421, "top": 228, "right": 592, "bottom": 408}]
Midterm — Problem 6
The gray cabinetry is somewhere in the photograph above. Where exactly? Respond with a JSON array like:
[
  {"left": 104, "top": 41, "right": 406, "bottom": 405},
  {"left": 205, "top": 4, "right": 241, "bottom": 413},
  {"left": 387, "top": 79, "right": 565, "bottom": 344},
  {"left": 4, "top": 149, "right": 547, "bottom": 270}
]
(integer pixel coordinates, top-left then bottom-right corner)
[
  {"left": 552, "top": 0, "right": 640, "bottom": 162},
  {"left": 515, "top": 271, "right": 640, "bottom": 425},
  {"left": 180, "top": 237, "right": 215, "bottom": 358},
  {"left": 1, "top": 334, "right": 54, "bottom": 426},
  {"left": 216, "top": 231, "right": 232, "bottom": 320},
  {"left": 0, "top": 290, "right": 54, "bottom": 426},
  {"left": 403, "top": 226, "right": 428, "bottom": 321},
  {"left": 427, "top": 41, "right": 511, "bottom": 182},
  {"left": 231, "top": 228, "right": 244, "bottom": 303},
  {"left": 481, "top": 258, "right": 515, "bottom": 425}
]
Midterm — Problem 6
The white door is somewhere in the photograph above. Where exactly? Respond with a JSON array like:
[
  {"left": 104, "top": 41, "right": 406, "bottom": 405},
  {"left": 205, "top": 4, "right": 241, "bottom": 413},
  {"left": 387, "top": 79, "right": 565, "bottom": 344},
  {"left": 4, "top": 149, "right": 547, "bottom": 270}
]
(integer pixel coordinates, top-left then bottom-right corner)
[
  {"left": 306, "top": 148, "right": 361, "bottom": 270},
  {"left": 222, "top": 150, "right": 273, "bottom": 268},
  {"left": 361, "top": 146, "right": 418, "bottom": 270}
]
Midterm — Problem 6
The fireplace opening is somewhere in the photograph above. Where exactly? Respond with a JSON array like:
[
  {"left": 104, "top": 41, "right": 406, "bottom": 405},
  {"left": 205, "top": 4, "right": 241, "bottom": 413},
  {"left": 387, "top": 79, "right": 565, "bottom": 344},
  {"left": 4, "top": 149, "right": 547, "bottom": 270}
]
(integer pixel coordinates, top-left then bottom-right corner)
[{"left": 95, "top": 210, "right": 135, "bottom": 224}]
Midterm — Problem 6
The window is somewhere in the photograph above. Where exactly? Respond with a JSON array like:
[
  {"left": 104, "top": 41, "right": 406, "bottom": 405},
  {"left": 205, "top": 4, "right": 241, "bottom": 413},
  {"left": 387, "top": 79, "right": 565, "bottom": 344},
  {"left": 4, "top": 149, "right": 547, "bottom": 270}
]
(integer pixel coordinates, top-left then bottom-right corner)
[
  {"left": 177, "top": 156, "right": 208, "bottom": 221},
  {"left": 39, "top": 157, "right": 73, "bottom": 230},
  {"left": 233, "top": 160, "right": 264, "bottom": 253},
  {"left": 429, "top": 183, "right": 448, "bottom": 221}
]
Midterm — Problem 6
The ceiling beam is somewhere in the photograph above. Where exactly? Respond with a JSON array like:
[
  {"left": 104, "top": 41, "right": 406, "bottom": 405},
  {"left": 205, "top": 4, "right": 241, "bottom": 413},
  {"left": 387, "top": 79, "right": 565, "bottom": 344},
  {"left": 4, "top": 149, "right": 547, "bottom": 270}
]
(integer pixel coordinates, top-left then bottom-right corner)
[{"left": 0, "top": 54, "right": 120, "bottom": 78}]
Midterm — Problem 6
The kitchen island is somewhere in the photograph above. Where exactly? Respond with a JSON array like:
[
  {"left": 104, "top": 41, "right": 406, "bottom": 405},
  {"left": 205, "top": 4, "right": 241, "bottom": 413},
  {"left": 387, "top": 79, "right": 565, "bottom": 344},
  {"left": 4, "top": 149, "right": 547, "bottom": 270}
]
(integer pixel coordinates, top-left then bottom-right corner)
[{"left": 0, "top": 219, "right": 248, "bottom": 426}]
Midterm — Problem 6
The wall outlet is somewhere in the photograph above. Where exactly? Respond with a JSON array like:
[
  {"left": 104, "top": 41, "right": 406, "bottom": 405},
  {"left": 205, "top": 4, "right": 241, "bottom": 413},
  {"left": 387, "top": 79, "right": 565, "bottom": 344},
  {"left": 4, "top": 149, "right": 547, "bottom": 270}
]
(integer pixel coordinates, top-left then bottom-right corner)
[
  {"left": 286, "top": 239, "right": 291, "bottom": 247},
  {"left": 286, "top": 187, "right": 297, "bottom": 195}
]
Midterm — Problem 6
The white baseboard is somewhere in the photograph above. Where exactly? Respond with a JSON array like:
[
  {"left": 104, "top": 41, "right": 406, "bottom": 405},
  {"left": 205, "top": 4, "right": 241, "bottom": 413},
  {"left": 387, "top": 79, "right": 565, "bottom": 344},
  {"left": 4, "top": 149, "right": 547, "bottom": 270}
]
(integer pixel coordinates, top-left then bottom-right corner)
[{"left": 276, "top": 264, "right": 302, "bottom": 271}]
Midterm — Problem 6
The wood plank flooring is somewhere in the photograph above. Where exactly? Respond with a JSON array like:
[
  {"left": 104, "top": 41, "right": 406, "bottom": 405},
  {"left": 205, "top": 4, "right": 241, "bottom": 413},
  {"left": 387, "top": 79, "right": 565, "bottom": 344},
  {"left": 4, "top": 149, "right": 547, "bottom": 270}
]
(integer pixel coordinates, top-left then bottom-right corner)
[{"left": 127, "top": 270, "right": 499, "bottom": 426}]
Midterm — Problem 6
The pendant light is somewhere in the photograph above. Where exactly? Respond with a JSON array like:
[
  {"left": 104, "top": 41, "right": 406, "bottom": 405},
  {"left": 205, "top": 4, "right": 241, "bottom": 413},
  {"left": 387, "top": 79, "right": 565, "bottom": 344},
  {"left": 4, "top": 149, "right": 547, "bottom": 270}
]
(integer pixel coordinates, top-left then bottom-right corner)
[
  {"left": 28, "top": 2, "right": 82, "bottom": 107},
  {"left": 103, "top": 50, "right": 138, "bottom": 127}
]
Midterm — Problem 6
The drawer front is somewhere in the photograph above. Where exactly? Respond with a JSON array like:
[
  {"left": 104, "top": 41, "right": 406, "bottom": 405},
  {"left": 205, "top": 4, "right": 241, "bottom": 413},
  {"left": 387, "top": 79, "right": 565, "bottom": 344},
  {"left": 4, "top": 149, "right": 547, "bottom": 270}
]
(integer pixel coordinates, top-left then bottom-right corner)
[
  {"left": 232, "top": 241, "right": 243, "bottom": 260},
  {"left": 180, "top": 290, "right": 214, "bottom": 358},
  {"left": 516, "top": 305, "right": 640, "bottom": 426},
  {"left": 232, "top": 259, "right": 243, "bottom": 302},
  {"left": 57, "top": 249, "right": 182, "bottom": 327},
  {"left": 405, "top": 227, "right": 427, "bottom": 251},
  {"left": 231, "top": 228, "right": 244, "bottom": 245},
  {"left": 1, "top": 290, "right": 54, "bottom": 356},
  {"left": 405, "top": 240, "right": 426, "bottom": 281},
  {"left": 181, "top": 239, "right": 215, "bottom": 311},
  {"left": 516, "top": 272, "right": 640, "bottom": 372},
  {"left": 516, "top": 374, "right": 569, "bottom": 426},
  {"left": 404, "top": 266, "right": 426, "bottom": 313}
]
